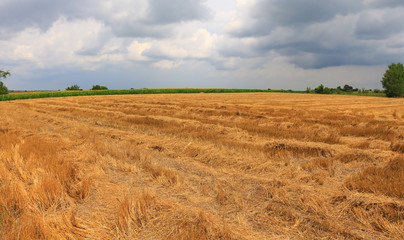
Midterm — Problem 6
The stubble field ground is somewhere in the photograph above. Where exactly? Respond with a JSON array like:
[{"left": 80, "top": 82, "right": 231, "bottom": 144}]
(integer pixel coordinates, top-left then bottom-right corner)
[{"left": 0, "top": 92, "right": 403, "bottom": 239}]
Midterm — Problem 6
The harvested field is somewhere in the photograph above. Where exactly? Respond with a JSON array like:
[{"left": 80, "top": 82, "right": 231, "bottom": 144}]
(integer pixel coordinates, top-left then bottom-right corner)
[{"left": 0, "top": 92, "right": 403, "bottom": 239}]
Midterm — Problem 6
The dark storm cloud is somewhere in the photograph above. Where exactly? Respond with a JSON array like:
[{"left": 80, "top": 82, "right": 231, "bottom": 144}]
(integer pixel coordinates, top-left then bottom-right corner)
[
  {"left": 365, "top": 0, "right": 404, "bottom": 8},
  {"left": 0, "top": 0, "right": 211, "bottom": 39},
  {"left": 225, "top": 0, "right": 404, "bottom": 69},
  {"left": 108, "top": 0, "right": 212, "bottom": 37},
  {"left": 258, "top": 0, "right": 359, "bottom": 27},
  {"left": 230, "top": 0, "right": 361, "bottom": 37},
  {"left": 0, "top": 0, "right": 82, "bottom": 38},
  {"left": 288, "top": 49, "right": 388, "bottom": 69},
  {"left": 355, "top": 8, "right": 404, "bottom": 40}
]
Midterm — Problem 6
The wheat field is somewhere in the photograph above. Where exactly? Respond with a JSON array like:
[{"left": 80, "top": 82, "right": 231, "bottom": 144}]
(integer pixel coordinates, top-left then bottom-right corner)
[{"left": 0, "top": 92, "right": 403, "bottom": 239}]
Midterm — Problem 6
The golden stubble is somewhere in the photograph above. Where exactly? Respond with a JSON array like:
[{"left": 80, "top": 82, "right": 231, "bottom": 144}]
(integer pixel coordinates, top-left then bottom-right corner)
[{"left": 0, "top": 93, "right": 403, "bottom": 239}]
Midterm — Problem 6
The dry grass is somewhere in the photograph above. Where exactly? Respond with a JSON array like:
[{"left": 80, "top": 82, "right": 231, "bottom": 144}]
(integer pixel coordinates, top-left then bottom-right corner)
[
  {"left": 0, "top": 93, "right": 403, "bottom": 239},
  {"left": 345, "top": 157, "right": 404, "bottom": 198}
]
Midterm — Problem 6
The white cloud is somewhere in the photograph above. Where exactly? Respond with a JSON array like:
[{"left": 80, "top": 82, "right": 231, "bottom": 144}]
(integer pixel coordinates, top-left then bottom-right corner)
[
  {"left": 127, "top": 41, "right": 151, "bottom": 61},
  {"left": 13, "top": 45, "right": 35, "bottom": 61},
  {"left": 144, "top": 28, "right": 216, "bottom": 60},
  {"left": 1, "top": 17, "right": 109, "bottom": 70}
]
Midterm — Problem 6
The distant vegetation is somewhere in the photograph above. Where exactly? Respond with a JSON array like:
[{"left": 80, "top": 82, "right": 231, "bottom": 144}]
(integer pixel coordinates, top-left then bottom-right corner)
[
  {"left": 66, "top": 84, "right": 82, "bottom": 91},
  {"left": 0, "top": 69, "right": 10, "bottom": 95},
  {"left": 91, "top": 85, "right": 108, "bottom": 90},
  {"left": 66, "top": 84, "right": 109, "bottom": 91},
  {"left": 307, "top": 84, "right": 384, "bottom": 96}
]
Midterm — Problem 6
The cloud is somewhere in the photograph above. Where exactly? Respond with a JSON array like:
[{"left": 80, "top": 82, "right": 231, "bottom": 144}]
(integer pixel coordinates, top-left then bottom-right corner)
[
  {"left": 0, "top": 0, "right": 212, "bottom": 39},
  {"left": 364, "top": 0, "right": 404, "bottom": 8},
  {"left": 143, "top": 29, "right": 215, "bottom": 61},
  {"left": 0, "top": 17, "right": 112, "bottom": 70},
  {"left": 227, "top": 0, "right": 361, "bottom": 37},
  {"left": 0, "top": 0, "right": 215, "bottom": 71},
  {"left": 127, "top": 41, "right": 151, "bottom": 61},
  {"left": 0, "top": 0, "right": 87, "bottom": 39},
  {"left": 222, "top": 0, "right": 404, "bottom": 69},
  {"left": 355, "top": 7, "right": 404, "bottom": 40}
]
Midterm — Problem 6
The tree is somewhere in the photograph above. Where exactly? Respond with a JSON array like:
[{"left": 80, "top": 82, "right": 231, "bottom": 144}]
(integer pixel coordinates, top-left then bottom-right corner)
[
  {"left": 66, "top": 84, "right": 81, "bottom": 90},
  {"left": 0, "top": 81, "right": 8, "bottom": 95},
  {"left": 323, "top": 87, "right": 332, "bottom": 94},
  {"left": 343, "top": 84, "right": 353, "bottom": 92},
  {"left": 0, "top": 70, "right": 11, "bottom": 95},
  {"left": 381, "top": 63, "right": 404, "bottom": 97},
  {"left": 91, "top": 85, "right": 108, "bottom": 90},
  {"left": 314, "top": 84, "right": 324, "bottom": 94}
]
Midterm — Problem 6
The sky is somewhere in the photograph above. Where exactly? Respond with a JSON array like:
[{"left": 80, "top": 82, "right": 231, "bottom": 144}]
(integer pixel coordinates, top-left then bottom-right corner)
[{"left": 1, "top": 0, "right": 404, "bottom": 91}]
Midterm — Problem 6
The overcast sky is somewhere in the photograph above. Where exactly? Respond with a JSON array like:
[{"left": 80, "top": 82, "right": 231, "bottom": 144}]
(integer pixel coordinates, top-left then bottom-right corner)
[{"left": 1, "top": 0, "right": 404, "bottom": 90}]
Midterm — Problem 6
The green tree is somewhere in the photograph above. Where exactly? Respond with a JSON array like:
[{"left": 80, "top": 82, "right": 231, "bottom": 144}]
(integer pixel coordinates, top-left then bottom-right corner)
[
  {"left": 343, "top": 84, "right": 353, "bottom": 92},
  {"left": 381, "top": 63, "right": 404, "bottom": 97},
  {"left": 323, "top": 87, "right": 332, "bottom": 94},
  {"left": 66, "top": 84, "right": 81, "bottom": 90},
  {"left": 91, "top": 85, "right": 108, "bottom": 90},
  {"left": 0, "top": 70, "right": 11, "bottom": 95},
  {"left": 314, "top": 84, "right": 324, "bottom": 94}
]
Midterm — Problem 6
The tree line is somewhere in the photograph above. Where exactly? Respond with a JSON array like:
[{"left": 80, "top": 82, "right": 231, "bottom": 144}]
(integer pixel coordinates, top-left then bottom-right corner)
[
  {"left": 306, "top": 84, "right": 381, "bottom": 94},
  {"left": 66, "top": 84, "right": 108, "bottom": 91}
]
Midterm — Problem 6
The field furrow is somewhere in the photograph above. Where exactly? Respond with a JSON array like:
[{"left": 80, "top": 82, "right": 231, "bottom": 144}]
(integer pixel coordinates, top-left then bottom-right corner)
[{"left": 0, "top": 93, "right": 403, "bottom": 239}]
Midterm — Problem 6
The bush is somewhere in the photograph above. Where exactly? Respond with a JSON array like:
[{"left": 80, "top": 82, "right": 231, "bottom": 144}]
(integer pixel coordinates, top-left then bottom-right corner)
[
  {"left": 373, "top": 89, "right": 381, "bottom": 93},
  {"left": 314, "top": 84, "right": 324, "bottom": 94},
  {"left": 343, "top": 84, "right": 353, "bottom": 92},
  {"left": 381, "top": 63, "right": 404, "bottom": 97},
  {"left": 359, "top": 88, "right": 369, "bottom": 94},
  {"left": 66, "top": 84, "right": 81, "bottom": 91},
  {"left": 323, "top": 87, "right": 332, "bottom": 94},
  {"left": 313, "top": 85, "right": 334, "bottom": 94},
  {"left": 91, "top": 85, "right": 108, "bottom": 90}
]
